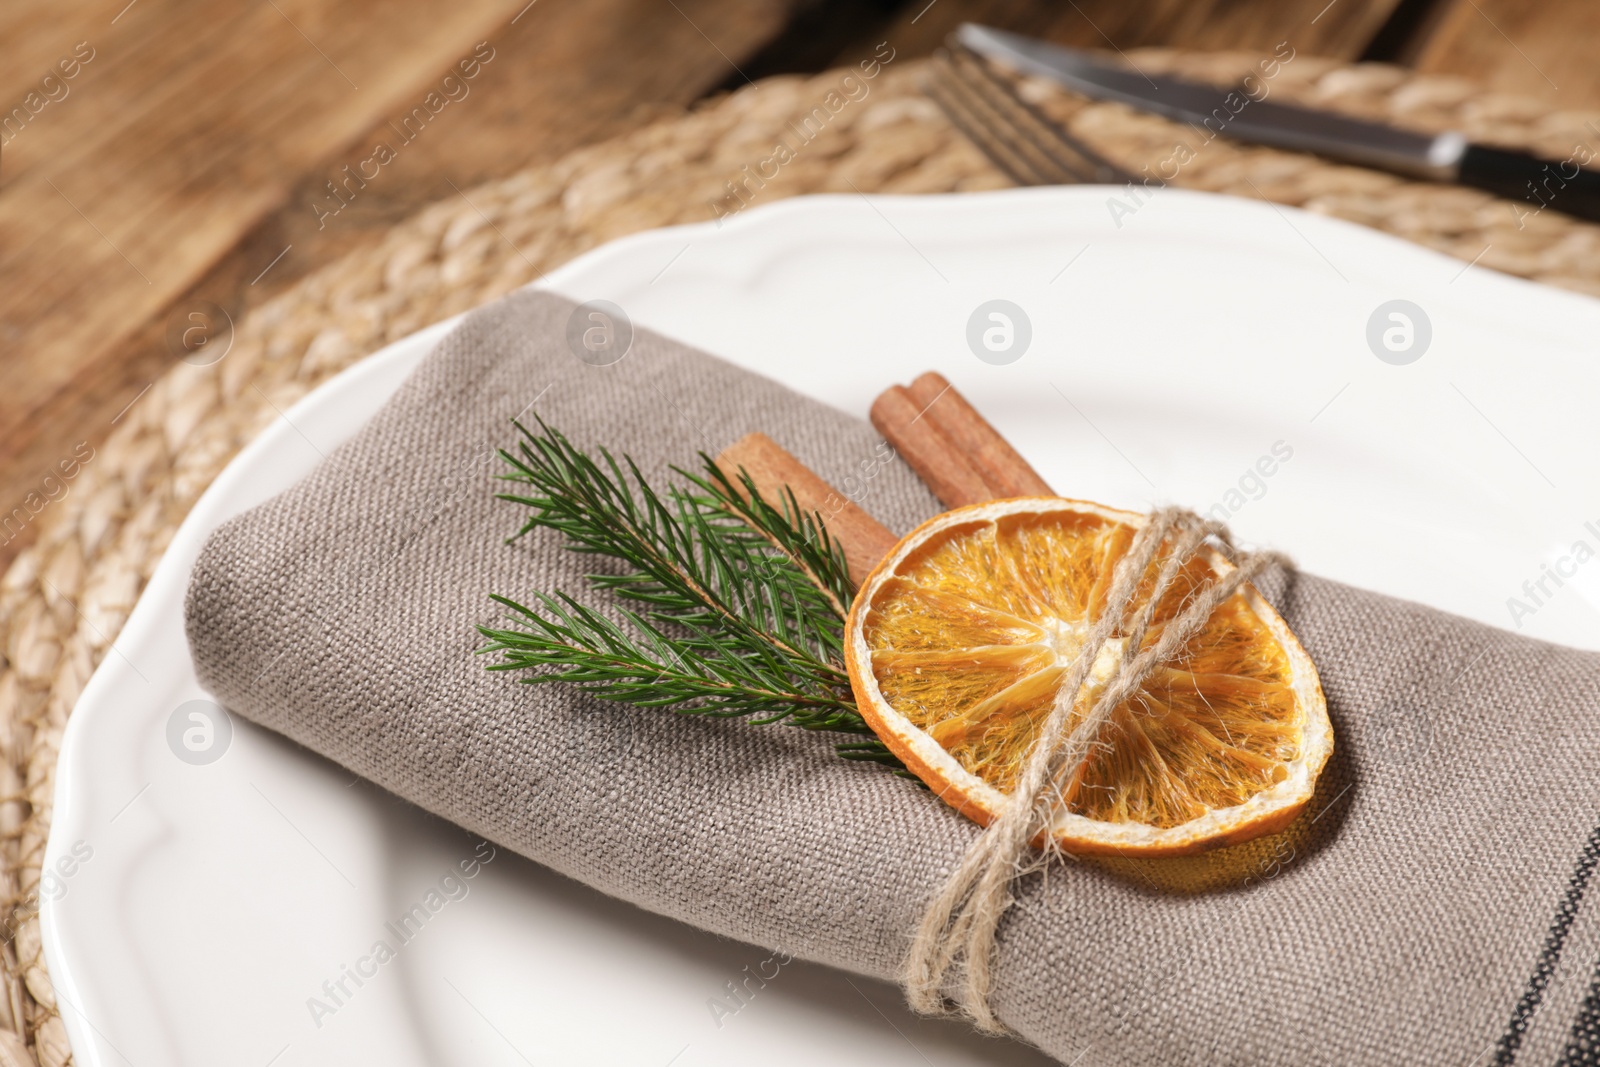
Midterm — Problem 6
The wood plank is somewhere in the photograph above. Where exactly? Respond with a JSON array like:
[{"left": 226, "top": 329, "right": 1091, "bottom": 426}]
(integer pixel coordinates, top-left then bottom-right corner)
[
  {"left": 0, "top": 0, "right": 802, "bottom": 566},
  {"left": 834, "top": 0, "right": 1405, "bottom": 65},
  {"left": 0, "top": 0, "right": 113, "bottom": 110},
  {"left": 0, "top": 0, "right": 526, "bottom": 479},
  {"left": 1412, "top": 0, "right": 1600, "bottom": 109}
]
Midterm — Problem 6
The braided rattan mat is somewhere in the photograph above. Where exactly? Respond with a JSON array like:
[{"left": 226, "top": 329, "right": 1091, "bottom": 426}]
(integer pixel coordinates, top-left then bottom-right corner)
[{"left": 5, "top": 51, "right": 1599, "bottom": 1064}]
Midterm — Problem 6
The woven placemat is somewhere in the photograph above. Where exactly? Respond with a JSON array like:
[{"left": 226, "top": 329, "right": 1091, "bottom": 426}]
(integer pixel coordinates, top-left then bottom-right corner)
[{"left": 4, "top": 50, "right": 1598, "bottom": 1064}]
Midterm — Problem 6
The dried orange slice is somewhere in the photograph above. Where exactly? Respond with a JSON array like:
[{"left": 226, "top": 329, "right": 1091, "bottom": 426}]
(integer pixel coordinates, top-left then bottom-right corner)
[{"left": 844, "top": 498, "right": 1331, "bottom": 857}]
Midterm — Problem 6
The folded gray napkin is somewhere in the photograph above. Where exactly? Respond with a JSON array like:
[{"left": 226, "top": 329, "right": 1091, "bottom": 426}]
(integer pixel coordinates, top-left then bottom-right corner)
[{"left": 186, "top": 289, "right": 1600, "bottom": 1066}]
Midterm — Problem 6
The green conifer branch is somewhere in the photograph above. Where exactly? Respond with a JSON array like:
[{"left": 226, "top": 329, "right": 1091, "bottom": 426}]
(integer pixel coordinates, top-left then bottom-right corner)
[{"left": 478, "top": 418, "right": 902, "bottom": 771}]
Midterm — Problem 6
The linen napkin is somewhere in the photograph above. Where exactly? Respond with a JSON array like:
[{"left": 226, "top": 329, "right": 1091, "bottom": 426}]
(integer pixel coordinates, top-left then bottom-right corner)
[{"left": 186, "top": 289, "right": 1600, "bottom": 1066}]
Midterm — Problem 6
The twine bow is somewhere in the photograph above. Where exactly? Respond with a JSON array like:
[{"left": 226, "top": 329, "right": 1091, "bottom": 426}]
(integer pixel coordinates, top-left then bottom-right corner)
[{"left": 904, "top": 507, "right": 1289, "bottom": 1032}]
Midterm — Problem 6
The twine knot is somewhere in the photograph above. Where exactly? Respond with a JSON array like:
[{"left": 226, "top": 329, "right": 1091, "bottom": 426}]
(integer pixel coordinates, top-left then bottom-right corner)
[{"left": 903, "top": 507, "right": 1289, "bottom": 1032}]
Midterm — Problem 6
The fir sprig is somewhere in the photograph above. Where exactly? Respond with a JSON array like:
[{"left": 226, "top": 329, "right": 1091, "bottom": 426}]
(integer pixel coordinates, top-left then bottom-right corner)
[{"left": 477, "top": 419, "right": 900, "bottom": 769}]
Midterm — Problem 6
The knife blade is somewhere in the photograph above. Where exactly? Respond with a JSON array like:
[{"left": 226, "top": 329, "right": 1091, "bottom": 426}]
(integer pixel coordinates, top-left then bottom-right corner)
[{"left": 958, "top": 23, "right": 1600, "bottom": 225}]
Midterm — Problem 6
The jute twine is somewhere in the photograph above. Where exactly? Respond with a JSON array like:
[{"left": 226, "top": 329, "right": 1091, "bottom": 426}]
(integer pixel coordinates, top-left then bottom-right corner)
[
  {"left": 906, "top": 508, "right": 1288, "bottom": 1030},
  {"left": 3, "top": 52, "right": 1598, "bottom": 1064}
]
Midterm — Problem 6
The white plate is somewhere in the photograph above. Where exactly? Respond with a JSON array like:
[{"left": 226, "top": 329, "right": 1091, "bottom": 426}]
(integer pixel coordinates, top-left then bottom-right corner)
[{"left": 44, "top": 187, "right": 1600, "bottom": 1066}]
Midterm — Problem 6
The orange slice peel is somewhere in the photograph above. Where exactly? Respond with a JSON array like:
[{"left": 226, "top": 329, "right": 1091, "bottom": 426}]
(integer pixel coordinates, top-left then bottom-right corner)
[{"left": 845, "top": 498, "right": 1332, "bottom": 857}]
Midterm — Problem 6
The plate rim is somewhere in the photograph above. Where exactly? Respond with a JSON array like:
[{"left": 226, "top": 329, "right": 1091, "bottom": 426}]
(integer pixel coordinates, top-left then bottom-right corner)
[{"left": 40, "top": 183, "right": 1600, "bottom": 1065}]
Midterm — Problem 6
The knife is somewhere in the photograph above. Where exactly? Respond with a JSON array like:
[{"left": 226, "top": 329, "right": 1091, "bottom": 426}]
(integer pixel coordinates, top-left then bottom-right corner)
[{"left": 959, "top": 23, "right": 1600, "bottom": 225}]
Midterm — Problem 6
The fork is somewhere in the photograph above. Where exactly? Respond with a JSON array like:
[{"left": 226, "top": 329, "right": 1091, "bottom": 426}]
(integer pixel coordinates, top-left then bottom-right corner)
[{"left": 925, "top": 40, "right": 1134, "bottom": 187}]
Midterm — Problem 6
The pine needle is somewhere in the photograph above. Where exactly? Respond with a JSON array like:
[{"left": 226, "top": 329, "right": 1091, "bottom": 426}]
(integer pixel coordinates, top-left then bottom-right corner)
[{"left": 477, "top": 418, "right": 902, "bottom": 770}]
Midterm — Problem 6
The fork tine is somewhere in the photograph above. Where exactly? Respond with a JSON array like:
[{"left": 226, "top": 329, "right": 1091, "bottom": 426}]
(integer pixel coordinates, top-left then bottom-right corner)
[
  {"left": 940, "top": 39, "right": 1137, "bottom": 187},
  {"left": 940, "top": 48, "right": 1095, "bottom": 185},
  {"left": 926, "top": 51, "right": 1053, "bottom": 186}
]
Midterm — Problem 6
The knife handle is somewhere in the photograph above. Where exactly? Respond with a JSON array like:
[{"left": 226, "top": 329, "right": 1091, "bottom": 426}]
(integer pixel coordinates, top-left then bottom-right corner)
[{"left": 1458, "top": 144, "right": 1600, "bottom": 225}]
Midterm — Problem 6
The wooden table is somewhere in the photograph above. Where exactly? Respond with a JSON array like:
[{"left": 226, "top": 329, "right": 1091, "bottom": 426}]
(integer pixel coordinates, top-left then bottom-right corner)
[{"left": 0, "top": 0, "right": 1589, "bottom": 569}]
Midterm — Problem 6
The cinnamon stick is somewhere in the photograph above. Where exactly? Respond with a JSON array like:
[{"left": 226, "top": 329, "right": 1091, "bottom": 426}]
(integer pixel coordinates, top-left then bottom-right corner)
[
  {"left": 906, "top": 372, "right": 1053, "bottom": 499},
  {"left": 715, "top": 432, "right": 898, "bottom": 585},
  {"left": 717, "top": 380, "right": 1050, "bottom": 582},
  {"left": 868, "top": 385, "right": 993, "bottom": 508}
]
